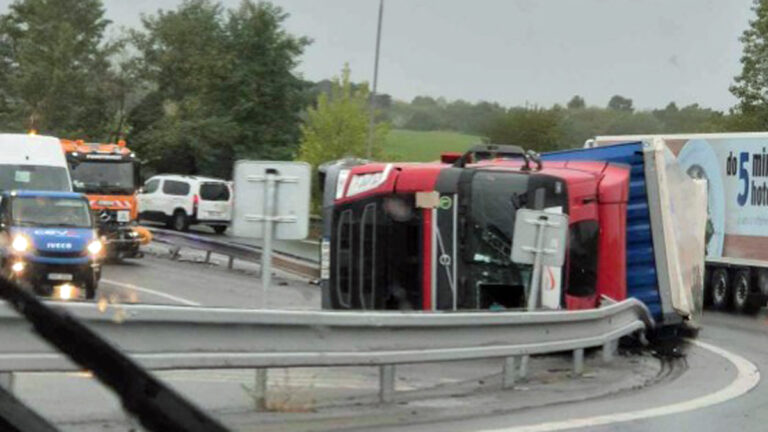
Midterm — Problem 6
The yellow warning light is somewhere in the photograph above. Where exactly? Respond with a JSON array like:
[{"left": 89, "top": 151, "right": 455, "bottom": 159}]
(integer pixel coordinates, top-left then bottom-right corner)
[{"left": 28, "top": 129, "right": 37, "bottom": 136}]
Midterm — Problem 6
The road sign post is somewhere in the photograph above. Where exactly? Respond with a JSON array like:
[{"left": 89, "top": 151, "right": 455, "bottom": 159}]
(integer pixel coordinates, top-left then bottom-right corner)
[
  {"left": 511, "top": 208, "right": 568, "bottom": 380},
  {"left": 232, "top": 161, "right": 311, "bottom": 307},
  {"left": 511, "top": 209, "right": 568, "bottom": 310}
]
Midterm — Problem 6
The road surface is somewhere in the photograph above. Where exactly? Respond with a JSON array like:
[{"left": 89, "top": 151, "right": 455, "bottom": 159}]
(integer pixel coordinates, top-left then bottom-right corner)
[
  {"left": 8, "top": 250, "right": 768, "bottom": 431},
  {"left": 365, "top": 311, "right": 766, "bottom": 432}
]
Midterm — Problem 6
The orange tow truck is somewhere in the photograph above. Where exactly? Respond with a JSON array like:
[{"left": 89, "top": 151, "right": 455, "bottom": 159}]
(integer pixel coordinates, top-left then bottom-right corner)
[{"left": 60, "top": 139, "right": 151, "bottom": 259}]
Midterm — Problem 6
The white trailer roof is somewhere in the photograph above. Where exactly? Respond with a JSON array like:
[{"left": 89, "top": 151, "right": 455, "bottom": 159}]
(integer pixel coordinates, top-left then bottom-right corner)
[{"left": 596, "top": 132, "right": 768, "bottom": 142}]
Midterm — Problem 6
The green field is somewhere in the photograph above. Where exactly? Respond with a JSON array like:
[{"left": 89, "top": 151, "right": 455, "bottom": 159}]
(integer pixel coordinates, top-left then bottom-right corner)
[{"left": 383, "top": 129, "right": 482, "bottom": 161}]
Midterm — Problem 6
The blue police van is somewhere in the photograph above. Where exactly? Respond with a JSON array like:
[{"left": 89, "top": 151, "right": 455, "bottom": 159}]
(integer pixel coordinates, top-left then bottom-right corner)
[{"left": 0, "top": 190, "right": 102, "bottom": 299}]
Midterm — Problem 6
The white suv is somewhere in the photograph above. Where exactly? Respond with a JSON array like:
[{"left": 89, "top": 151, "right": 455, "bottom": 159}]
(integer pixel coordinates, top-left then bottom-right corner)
[{"left": 137, "top": 174, "right": 233, "bottom": 233}]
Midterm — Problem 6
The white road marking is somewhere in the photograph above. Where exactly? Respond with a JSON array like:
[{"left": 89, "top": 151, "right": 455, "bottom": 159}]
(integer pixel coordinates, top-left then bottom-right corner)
[
  {"left": 101, "top": 278, "right": 201, "bottom": 306},
  {"left": 480, "top": 339, "right": 760, "bottom": 432}
]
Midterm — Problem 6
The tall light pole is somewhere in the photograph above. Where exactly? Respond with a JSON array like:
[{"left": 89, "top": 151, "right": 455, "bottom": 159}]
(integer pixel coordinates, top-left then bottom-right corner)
[{"left": 366, "top": 0, "right": 384, "bottom": 159}]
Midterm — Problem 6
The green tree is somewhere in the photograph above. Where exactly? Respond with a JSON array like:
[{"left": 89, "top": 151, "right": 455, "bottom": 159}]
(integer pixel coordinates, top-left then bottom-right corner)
[
  {"left": 0, "top": 0, "right": 117, "bottom": 137},
  {"left": 128, "top": 0, "right": 309, "bottom": 178},
  {"left": 731, "top": 0, "right": 768, "bottom": 128},
  {"left": 607, "top": 95, "right": 634, "bottom": 112},
  {"left": 567, "top": 95, "right": 586, "bottom": 110},
  {"left": 483, "top": 107, "right": 563, "bottom": 152},
  {"left": 298, "top": 64, "right": 389, "bottom": 169},
  {"left": 653, "top": 102, "right": 725, "bottom": 133}
]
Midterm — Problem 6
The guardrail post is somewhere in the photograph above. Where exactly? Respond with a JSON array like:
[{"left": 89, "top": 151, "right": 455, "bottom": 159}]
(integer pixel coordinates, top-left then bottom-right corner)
[
  {"left": 573, "top": 348, "right": 584, "bottom": 375},
  {"left": 602, "top": 340, "right": 615, "bottom": 363},
  {"left": 0, "top": 372, "right": 14, "bottom": 394},
  {"left": 228, "top": 256, "right": 235, "bottom": 270},
  {"left": 253, "top": 368, "right": 268, "bottom": 411},
  {"left": 519, "top": 355, "right": 529, "bottom": 380},
  {"left": 379, "top": 365, "right": 395, "bottom": 404},
  {"left": 502, "top": 356, "right": 516, "bottom": 388},
  {"left": 205, "top": 251, "right": 212, "bottom": 264}
]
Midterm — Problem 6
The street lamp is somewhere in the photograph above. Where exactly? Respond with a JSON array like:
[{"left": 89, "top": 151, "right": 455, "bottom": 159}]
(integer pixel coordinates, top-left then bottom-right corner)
[{"left": 366, "top": 0, "right": 384, "bottom": 159}]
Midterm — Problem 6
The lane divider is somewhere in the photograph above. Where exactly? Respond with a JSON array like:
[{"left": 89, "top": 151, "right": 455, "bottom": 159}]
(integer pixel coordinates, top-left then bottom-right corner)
[
  {"left": 480, "top": 339, "right": 760, "bottom": 432},
  {"left": 101, "top": 279, "right": 201, "bottom": 307}
]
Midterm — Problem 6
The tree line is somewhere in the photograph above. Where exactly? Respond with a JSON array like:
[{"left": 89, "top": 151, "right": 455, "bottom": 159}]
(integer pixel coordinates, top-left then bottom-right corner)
[{"left": 0, "top": 0, "right": 310, "bottom": 179}]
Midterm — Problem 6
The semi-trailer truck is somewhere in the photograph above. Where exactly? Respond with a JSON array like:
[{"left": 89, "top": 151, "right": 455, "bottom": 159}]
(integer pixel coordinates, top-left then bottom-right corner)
[
  {"left": 592, "top": 132, "right": 768, "bottom": 314},
  {"left": 319, "top": 139, "right": 706, "bottom": 329}
]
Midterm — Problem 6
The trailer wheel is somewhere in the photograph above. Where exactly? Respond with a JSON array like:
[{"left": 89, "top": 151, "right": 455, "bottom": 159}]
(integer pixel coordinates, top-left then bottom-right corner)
[
  {"left": 733, "top": 270, "right": 760, "bottom": 315},
  {"left": 703, "top": 267, "right": 713, "bottom": 307},
  {"left": 711, "top": 268, "right": 731, "bottom": 311}
]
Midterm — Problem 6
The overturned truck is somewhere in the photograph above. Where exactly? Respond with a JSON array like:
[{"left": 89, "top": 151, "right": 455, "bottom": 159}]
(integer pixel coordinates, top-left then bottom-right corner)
[{"left": 319, "top": 139, "right": 706, "bottom": 329}]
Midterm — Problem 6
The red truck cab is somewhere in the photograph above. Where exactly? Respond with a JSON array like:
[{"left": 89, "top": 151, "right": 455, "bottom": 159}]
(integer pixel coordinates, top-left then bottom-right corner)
[{"left": 327, "top": 145, "right": 630, "bottom": 312}]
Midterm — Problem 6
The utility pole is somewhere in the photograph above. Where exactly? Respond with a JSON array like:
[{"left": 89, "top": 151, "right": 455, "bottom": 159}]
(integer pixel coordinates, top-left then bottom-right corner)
[{"left": 366, "top": 0, "right": 384, "bottom": 158}]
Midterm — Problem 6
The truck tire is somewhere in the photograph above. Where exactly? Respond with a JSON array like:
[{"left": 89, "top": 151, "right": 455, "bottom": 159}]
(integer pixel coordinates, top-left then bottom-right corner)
[
  {"left": 711, "top": 268, "right": 732, "bottom": 311},
  {"left": 172, "top": 210, "right": 189, "bottom": 232},
  {"left": 732, "top": 270, "right": 761, "bottom": 315},
  {"left": 703, "top": 268, "right": 713, "bottom": 307}
]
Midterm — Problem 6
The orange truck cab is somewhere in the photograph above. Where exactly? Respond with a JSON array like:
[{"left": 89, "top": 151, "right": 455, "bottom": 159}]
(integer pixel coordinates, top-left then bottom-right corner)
[{"left": 60, "top": 139, "right": 148, "bottom": 259}]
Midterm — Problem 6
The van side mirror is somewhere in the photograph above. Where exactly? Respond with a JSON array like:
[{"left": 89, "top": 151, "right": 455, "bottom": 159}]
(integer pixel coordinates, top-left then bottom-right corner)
[{"left": 137, "top": 187, "right": 146, "bottom": 194}]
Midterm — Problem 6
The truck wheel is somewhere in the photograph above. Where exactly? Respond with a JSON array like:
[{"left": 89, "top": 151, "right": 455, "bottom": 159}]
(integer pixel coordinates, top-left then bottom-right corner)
[
  {"left": 172, "top": 211, "right": 189, "bottom": 232},
  {"left": 711, "top": 268, "right": 732, "bottom": 311},
  {"left": 703, "top": 268, "right": 713, "bottom": 307},
  {"left": 213, "top": 225, "right": 227, "bottom": 235},
  {"left": 733, "top": 270, "right": 761, "bottom": 315}
]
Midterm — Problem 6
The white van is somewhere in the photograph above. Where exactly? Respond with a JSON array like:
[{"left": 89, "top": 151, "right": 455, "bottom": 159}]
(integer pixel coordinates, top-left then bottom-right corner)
[
  {"left": 0, "top": 134, "right": 71, "bottom": 192},
  {"left": 137, "top": 174, "right": 233, "bottom": 233}
]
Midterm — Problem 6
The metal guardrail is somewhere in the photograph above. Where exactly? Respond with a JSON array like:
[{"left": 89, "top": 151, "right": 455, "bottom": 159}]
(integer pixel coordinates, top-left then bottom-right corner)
[
  {"left": 0, "top": 298, "right": 653, "bottom": 403},
  {"left": 144, "top": 227, "right": 320, "bottom": 280}
]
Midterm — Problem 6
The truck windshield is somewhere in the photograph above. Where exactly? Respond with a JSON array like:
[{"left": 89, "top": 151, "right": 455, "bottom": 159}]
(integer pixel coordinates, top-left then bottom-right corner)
[
  {"left": 12, "top": 197, "right": 92, "bottom": 228},
  {"left": 69, "top": 161, "right": 135, "bottom": 195},
  {"left": 0, "top": 165, "right": 70, "bottom": 192},
  {"left": 468, "top": 171, "right": 530, "bottom": 266}
]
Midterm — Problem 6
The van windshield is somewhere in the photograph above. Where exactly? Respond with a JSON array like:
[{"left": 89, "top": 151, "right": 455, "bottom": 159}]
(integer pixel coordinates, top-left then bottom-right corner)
[
  {"left": 12, "top": 196, "right": 92, "bottom": 228},
  {"left": 0, "top": 165, "right": 70, "bottom": 192}
]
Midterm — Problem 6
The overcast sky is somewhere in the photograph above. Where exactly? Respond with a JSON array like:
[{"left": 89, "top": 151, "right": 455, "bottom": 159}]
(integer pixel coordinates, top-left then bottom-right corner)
[{"left": 0, "top": 0, "right": 758, "bottom": 110}]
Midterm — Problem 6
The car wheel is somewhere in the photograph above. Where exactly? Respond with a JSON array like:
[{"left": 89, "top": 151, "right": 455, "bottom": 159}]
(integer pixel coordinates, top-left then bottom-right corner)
[
  {"left": 173, "top": 210, "right": 189, "bottom": 232},
  {"left": 711, "top": 268, "right": 731, "bottom": 311},
  {"left": 213, "top": 225, "right": 227, "bottom": 235},
  {"left": 732, "top": 270, "right": 761, "bottom": 315}
]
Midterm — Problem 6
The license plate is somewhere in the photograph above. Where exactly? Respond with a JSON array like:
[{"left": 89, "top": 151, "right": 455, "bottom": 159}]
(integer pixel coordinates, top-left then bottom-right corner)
[
  {"left": 116, "top": 210, "right": 130, "bottom": 222},
  {"left": 48, "top": 273, "right": 73, "bottom": 281},
  {"left": 208, "top": 211, "right": 222, "bottom": 217}
]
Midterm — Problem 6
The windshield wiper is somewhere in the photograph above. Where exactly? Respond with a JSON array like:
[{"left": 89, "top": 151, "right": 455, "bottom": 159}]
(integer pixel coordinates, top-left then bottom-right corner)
[{"left": 0, "top": 277, "right": 230, "bottom": 432}]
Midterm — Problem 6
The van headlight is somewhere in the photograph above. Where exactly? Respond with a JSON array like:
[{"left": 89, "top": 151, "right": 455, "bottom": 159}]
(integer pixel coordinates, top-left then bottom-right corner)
[
  {"left": 87, "top": 240, "right": 103, "bottom": 256},
  {"left": 12, "top": 235, "right": 29, "bottom": 252}
]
